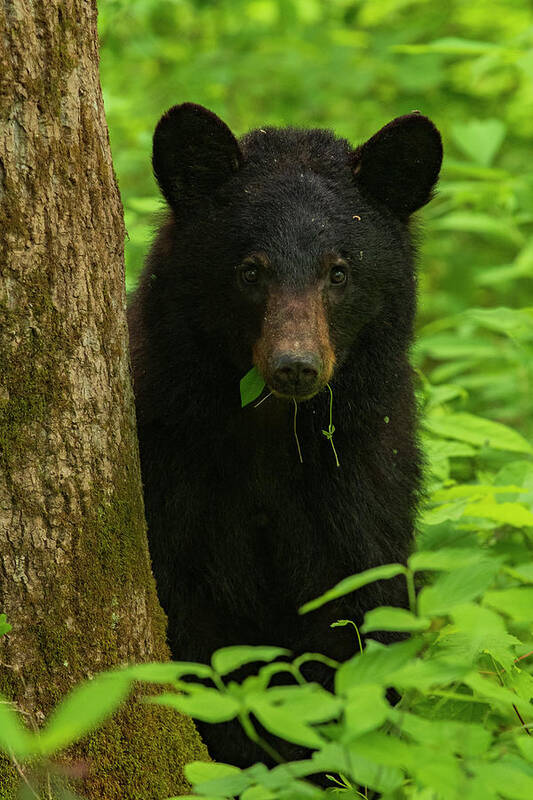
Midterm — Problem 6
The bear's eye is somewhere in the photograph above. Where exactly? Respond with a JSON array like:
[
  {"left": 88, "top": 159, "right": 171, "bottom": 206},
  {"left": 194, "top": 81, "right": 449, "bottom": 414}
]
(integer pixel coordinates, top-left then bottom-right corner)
[
  {"left": 241, "top": 266, "right": 259, "bottom": 284},
  {"left": 329, "top": 265, "right": 347, "bottom": 286}
]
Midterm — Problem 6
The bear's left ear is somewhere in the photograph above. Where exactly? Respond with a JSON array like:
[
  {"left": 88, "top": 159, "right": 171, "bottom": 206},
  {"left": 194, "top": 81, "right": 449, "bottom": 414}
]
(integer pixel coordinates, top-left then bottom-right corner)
[
  {"left": 152, "top": 103, "right": 243, "bottom": 208},
  {"left": 352, "top": 113, "right": 442, "bottom": 218}
]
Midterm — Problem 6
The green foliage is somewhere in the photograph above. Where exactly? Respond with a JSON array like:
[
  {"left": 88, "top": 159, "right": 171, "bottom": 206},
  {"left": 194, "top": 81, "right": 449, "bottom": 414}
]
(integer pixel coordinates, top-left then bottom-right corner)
[
  {"left": 240, "top": 367, "right": 266, "bottom": 407},
  {"left": 97, "top": 0, "right": 533, "bottom": 324},
  {"left": 0, "top": 614, "right": 11, "bottom": 637},
  {"left": 3, "top": 419, "right": 533, "bottom": 795}
]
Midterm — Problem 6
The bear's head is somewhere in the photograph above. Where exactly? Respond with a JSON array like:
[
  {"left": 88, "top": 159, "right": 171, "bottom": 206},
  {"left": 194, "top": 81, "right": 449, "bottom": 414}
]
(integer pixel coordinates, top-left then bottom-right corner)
[{"left": 151, "top": 104, "right": 442, "bottom": 401}]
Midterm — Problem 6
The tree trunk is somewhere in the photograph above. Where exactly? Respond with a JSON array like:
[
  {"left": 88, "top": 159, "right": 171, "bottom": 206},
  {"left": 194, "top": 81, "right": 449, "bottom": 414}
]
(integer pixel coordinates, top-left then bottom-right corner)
[{"left": 0, "top": 1, "right": 208, "bottom": 798}]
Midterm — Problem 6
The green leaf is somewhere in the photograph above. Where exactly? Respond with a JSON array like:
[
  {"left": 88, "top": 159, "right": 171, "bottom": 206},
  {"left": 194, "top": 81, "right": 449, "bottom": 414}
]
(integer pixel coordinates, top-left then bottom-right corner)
[
  {"left": 257, "top": 684, "right": 341, "bottom": 723},
  {"left": 346, "top": 730, "right": 416, "bottom": 770},
  {"left": 416, "top": 334, "right": 498, "bottom": 361},
  {"left": 473, "top": 761, "right": 533, "bottom": 799},
  {"left": 516, "top": 736, "right": 533, "bottom": 761},
  {"left": 361, "top": 606, "right": 430, "bottom": 633},
  {"left": 240, "top": 367, "right": 266, "bottom": 407},
  {"left": 432, "top": 485, "right": 527, "bottom": 501},
  {"left": 505, "top": 563, "right": 533, "bottom": 584},
  {"left": 484, "top": 588, "right": 533, "bottom": 622},
  {"left": 394, "top": 37, "right": 499, "bottom": 55},
  {"left": 409, "top": 548, "right": 482, "bottom": 572},
  {"left": 0, "top": 696, "right": 36, "bottom": 760},
  {"left": 464, "top": 499, "right": 533, "bottom": 527},
  {"left": 248, "top": 700, "right": 323, "bottom": 748},
  {"left": 185, "top": 762, "right": 242, "bottom": 784},
  {"left": 185, "top": 762, "right": 250, "bottom": 797},
  {"left": 238, "top": 661, "right": 296, "bottom": 696},
  {"left": 444, "top": 159, "right": 509, "bottom": 179},
  {"left": 312, "top": 742, "right": 404, "bottom": 793},
  {"left": 211, "top": 646, "right": 290, "bottom": 676},
  {"left": 441, "top": 603, "right": 520, "bottom": 668},
  {"left": 414, "top": 754, "right": 464, "bottom": 795},
  {"left": 418, "top": 560, "right": 500, "bottom": 617},
  {"left": 343, "top": 684, "right": 389, "bottom": 739},
  {"left": 0, "top": 614, "right": 12, "bottom": 637},
  {"left": 125, "top": 661, "right": 213, "bottom": 682},
  {"left": 495, "top": 461, "right": 533, "bottom": 505},
  {"left": 127, "top": 195, "right": 161, "bottom": 213},
  {"left": 299, "top": 563, "right": 406, "bottom": 614},
  {"left": 464, "top": 307, "right": 533, "bottom": 338},
  {"left": 166, "top": 796, "right": 226, "bottom": 800},
  {"left": 423, "top": 412, "right": 533, "bottom": 454},
  {"left": 451, "top": 118, "right": 506, "bottom": 166},
  {"left": 241, "top": 788, "right": 276, "bottom": 800},
  {"left": 388, "top": 657, "right": 471, "bottom": 691},
  {"left": 431, "top": 212, "right": 524, "bottom": 247},
  {"left": 423, "top": 384, "right": 468, "bottom": 410},
  {"left": 465, "top": 673, "right": 531, "bottom": 717},
  {"left": 38, "top": 672, "right": 132, "bottom": 756},
  {"left": 421, "top": 497, "right": 472, "bottom": 526},
  {"left": 335, "top": 638, "right": 421, "bottom": 694},
  {"left": 149, "top": 688, "right": 241, "bottom": 722},
  {"left": 388, "top": 709, "right": 492, "bottom": 756}
]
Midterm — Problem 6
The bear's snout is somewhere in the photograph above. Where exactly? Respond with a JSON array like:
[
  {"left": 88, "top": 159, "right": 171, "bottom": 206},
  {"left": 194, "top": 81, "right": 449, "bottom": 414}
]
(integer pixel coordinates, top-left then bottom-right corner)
[
  {"left": 252, "top": 285, "right": 336, "bottom": 400},
  {"left": 269, "top": 351, "right": 323, "bottom": 399}
]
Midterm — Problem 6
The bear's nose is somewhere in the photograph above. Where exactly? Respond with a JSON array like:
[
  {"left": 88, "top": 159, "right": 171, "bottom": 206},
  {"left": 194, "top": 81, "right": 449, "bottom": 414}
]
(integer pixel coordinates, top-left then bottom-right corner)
[{"left": 271, "top": 352, "right": 322, "bottom": 397}]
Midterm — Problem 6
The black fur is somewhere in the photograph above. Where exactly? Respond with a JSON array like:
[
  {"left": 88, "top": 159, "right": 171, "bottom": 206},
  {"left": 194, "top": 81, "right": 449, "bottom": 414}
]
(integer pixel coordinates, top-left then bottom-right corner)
[{"left": 128, "top": 104, "right": 442, "bottom": 766}]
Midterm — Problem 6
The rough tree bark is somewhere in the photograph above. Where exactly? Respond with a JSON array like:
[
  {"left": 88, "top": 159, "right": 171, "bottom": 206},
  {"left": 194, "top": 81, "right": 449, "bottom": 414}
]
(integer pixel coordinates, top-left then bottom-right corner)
[{"left": 0, "top": 1, "right": 208, "bottom": 797}]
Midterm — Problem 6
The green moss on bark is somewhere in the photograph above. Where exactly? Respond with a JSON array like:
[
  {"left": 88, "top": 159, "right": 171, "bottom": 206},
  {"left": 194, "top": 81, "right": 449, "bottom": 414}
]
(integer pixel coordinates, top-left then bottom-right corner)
[
  {"left": 0, "top": 756, "right": 18, "bottom": 800},
  {"left": 0, "top": 291, "right": 72, "bottom": 479},
  {"left": 80, "top": 691, "right": 206, "bottom": 799}
]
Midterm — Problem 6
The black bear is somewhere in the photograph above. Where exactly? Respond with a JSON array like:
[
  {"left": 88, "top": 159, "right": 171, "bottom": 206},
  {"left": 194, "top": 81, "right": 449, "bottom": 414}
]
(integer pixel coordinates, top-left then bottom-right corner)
[{"left": 128, "top": 103, "right": 442, "bottom": 766}]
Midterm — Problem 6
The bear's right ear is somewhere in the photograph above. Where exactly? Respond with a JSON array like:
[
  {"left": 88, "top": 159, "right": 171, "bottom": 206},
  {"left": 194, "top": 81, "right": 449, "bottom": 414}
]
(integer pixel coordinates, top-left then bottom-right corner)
[
  {"left": 352, "top": 113, "right": 442, "bottom": 218},
  {"left": 152, "top": 103, "right": 243, "bottom": 207}
]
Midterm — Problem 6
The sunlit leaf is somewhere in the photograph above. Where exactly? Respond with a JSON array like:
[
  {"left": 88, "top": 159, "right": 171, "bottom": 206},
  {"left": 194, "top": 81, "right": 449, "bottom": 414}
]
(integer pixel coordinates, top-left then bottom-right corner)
[
  {"left": 361, "top": 606, "right": 430, "bottom": 633},
  {"left": 409, "top": 548, "right": 482, "bottom": 572},
  {"left": 211, "top": 646, "right": 290, "bottom": 676},
  {"left": 299, "top": 564, "right": 406, "bottom": 614},
  {"left": 125, "top": 661, "right": 213, "bottom": 682},
  {"left": 335, "top": 639, "right": 421, "bottom": 694},
  {"left": 149, "top": 688, "right": 241, "bottom": 722},
  {"left": 0, "top": 696, "right": 36, "bottom": 760},
  {"left": 419, "top": 560, "right": 500, "bottom": 617},
  {"left": 343, "top": 684, "right": 389, "bottom": 739},
  {"left": 484, "top": 587, "right": 533, "bottom": 622},
  {"left": 248, "top": 700, "right": 323, "bottom": 748},
  {"left": 185, "top": 762, "right": 250, "bottom": 797},
  {"left": 431, "top": 212, "right": 524, "bottom": 246},
  {"left": 423, "top": 413, "right": 533, "bottom": 454},
  {"left": 451, "top": 118, "right": 506, "bottom": 166}
]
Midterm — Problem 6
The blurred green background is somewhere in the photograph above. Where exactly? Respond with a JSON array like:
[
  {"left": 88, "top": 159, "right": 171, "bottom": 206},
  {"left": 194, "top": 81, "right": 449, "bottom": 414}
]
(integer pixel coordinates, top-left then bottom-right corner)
[{"left": 98, "top": 0, "right": 533, "bottom": 437}]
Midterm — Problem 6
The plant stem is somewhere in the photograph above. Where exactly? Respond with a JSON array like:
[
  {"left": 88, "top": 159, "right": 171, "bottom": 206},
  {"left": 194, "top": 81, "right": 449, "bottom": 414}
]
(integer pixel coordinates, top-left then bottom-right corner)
[
  {"left": 293, "top": 399, "right": 303, "bottom": 463},
  {"left": 323, "top": 383, "right": 340, "bottom": 467},
  {"left": 405, "top": 569, "right": 417, "bottom": 614}
]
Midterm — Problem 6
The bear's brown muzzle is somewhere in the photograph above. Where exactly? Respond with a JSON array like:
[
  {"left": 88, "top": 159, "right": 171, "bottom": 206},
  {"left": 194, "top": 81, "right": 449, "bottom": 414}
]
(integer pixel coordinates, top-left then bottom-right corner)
[{"left": 253, "top": 286, "right": 336, "bottom": 400}]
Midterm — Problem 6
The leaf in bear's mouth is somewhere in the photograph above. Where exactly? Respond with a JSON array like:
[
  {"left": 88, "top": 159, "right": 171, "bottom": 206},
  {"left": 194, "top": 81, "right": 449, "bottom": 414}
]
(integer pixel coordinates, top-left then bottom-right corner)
[{"left": 240, "top": 366, "right": 266, "bottom": 407}]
